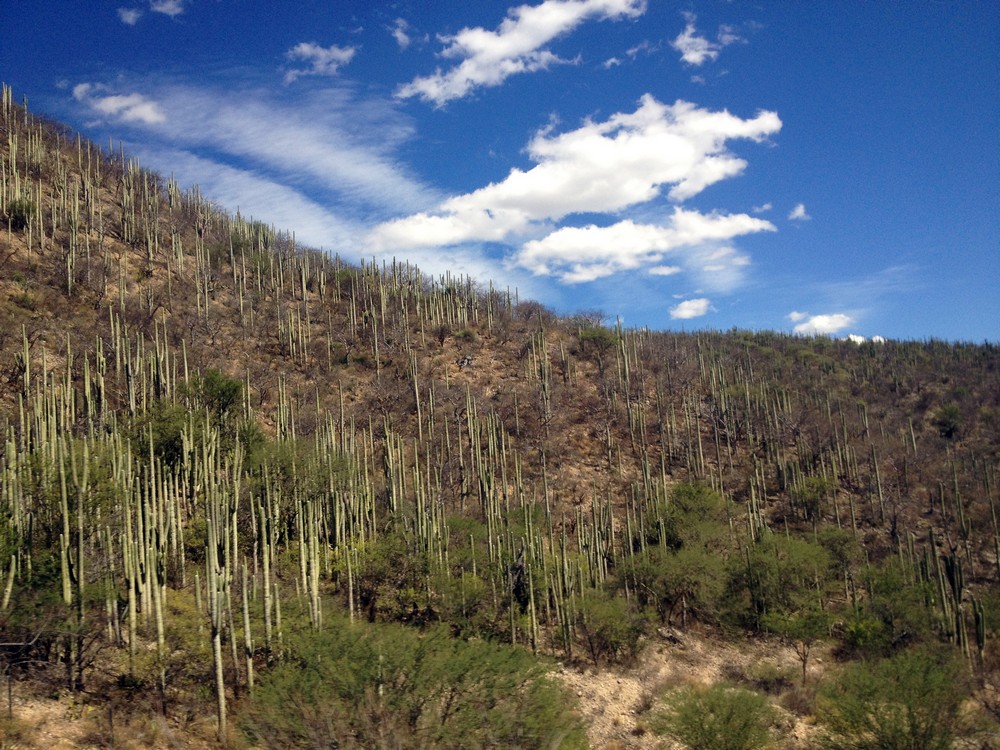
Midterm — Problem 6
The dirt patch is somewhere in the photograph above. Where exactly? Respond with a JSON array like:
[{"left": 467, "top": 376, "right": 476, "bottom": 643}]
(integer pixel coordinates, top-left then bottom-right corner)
[
  {"left": 0, "top": 682, "right": 219, "bottom": 750},
  {"left": 555, "top": 626, "right": 823, "bottom": 749},
  {"left": 1, "top": 689, "right": 94, "bottom": 750}
]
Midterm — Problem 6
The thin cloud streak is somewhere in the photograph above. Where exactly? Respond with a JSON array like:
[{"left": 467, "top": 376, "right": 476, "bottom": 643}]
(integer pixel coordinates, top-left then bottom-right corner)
[
  {"left": 134, "top": 148, "right": 365, "bottom": 252},
  {"left": 284, "top": 43, "right": 357, "bottom": 84},
  {"left": 133, "top": 146, "right": 545, "bottom": 293},
  {"left": 68, "top": 78, "right": 541, "bottom": 288},
  {"left": 397, "top": 0, "right": 646, "bottom": 105},
  {"left": 150, "top": 0, "right": 185, "bottom": 18},
  {"left": 72, "top": 81, "right": 440, "bottom": 219}
]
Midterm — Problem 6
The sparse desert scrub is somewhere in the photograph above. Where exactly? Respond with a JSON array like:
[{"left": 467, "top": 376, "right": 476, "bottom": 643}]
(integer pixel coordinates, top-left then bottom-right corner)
[{"left": 0, "top": 81, "right": 998, "bottom": 748}]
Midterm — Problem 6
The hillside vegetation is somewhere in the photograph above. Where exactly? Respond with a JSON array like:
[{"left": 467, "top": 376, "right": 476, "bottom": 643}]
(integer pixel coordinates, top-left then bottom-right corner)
[{"left": 1, "top": 83, "right": 998, "bottom": 748}]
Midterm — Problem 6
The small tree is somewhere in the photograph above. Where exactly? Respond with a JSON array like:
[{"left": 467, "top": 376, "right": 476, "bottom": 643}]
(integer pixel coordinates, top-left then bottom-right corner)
[
  {"left": 632, "top": 546, "right": 724, "bottom": 627},
  {"left": 190, "top": 369, "right": 242, "bottom": 420},
  {"left": 764, "top": 603, "right": 832, "bottom": 685},
  {"left": 727, "top": 532, "right": 833, "bottom": 631},
  {"left": 577, "top": 325, "right": 618, "bottom": 375}
]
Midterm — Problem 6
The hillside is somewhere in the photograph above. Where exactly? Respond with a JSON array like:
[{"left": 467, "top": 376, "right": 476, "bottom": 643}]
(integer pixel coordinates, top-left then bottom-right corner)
[{"left": 1, "top": 84, "right": 999, "bottom": 748}]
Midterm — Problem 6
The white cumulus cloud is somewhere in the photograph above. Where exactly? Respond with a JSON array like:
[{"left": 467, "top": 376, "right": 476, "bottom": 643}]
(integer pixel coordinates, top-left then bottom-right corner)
[
  {"left": 845, "top": 333, "right": 887, "bottom": 344},
  {"left": 515, "top": 209, "right": 772, "bottom": 282},
  {"left": 790, "top": 312, "right": 853, "bottom": 335},
  {"left": 397, "top": 0, "right": 646, "bottom": 105},
  {"left": 369, "top": 95, "right": 781, "bottom": 254},
  {"left": 284, "top": 43, "right": 357, "bottom": 84},
  {"left": 670, "top": 298, "right": 712, "bottom": 319}
]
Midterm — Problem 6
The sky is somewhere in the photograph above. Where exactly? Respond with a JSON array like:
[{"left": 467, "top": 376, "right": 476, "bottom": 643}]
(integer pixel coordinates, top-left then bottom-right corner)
[{"left": 1, "top": 1, "right": 998, "bottom": 342}]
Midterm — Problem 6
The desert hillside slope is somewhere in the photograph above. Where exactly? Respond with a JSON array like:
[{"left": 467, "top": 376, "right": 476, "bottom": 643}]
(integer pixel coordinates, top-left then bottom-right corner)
[{"left": 1, "top": 84, "right": 998, "bottom": 748}]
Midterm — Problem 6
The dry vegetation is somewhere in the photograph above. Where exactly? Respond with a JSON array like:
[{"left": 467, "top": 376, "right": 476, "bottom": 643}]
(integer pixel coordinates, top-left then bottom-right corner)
[{"left": 1, "top": 83, "right": 999, "bottom": 748}]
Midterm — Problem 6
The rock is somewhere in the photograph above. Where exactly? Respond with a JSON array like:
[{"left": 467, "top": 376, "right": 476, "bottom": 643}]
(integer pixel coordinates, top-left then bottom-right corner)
[{"left": 657, "top": 626, "right": 684, "bottom": 645}]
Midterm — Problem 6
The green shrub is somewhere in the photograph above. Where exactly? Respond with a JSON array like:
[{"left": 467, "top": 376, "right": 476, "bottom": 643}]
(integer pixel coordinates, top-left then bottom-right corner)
[
  {"left": 817, "top": 647, "right": 973, "bottom": 750},
  {"left": 846, "top": 560, "right": 937, "bottom": 655},
  {"left": 933, "top": 403, "right": 962, "bottom": 439},
  {"left": 651, "top": 683, "right": 777, "bottom": 750},
  {"left": 836, "top": 613, "right": 891, "bottom": 659},
  {"left": 578, "top": 587, "right": 647, "bottom": 665},
  {"left": 745, "top": 661, "right": 795, "bottom": 695},
  {"left": 182, "top": 368, "right": 242, "bottom": 421},
  {"left": 630, "top": 545, "right": 724, "bottom": 626},
  {"left": 130, "top": 402, "right": 199, "bottom": 468},
  {"left": 577, "top": 325, "right": 617, "bottom": 351},
  {"left": 241, "top": 617, "right": 588, "bottom": 749},
  {"left": 10, "top": 292, "right": 35, "bottom": 311},
  {"left": 4, "top": 197, "right": 34, "bottom": 231}
]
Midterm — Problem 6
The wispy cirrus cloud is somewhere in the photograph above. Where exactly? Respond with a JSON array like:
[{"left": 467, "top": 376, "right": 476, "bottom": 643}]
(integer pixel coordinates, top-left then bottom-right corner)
[
  {"left": 118, "top": 7, "right": 143, "bottom": 25},
  {"left": 150, "top": 0, "right": 185, "bottom": 18},
  {"left": 788, "top": 202, "right": 810, "bottom": 220},
  {"left": 390, "top": 18, "right": 412, "bottom": 49},
  {"left": 134, "top": 147, "right": 366, "bottom": 250},
  {"left": 284, "top": 43, "right": 357, "bottom": 84},
  {"left": 397, "top": 0, "right": 646, "bottom": 106},
  {"left": 133, "top": 148, "right": 543, "bottom": 293},
  {"left": 671, "top": 12, "right": 743, "bottom": 66},
  {"left": 73, "top": 83, "right": 166, "bottom": 124},
  {"left": 70, "top": 80, "right": 439, "bottom": 228},
  {"left": 369, "top": 94, "right": 780, "bottom": 286},
  {"left": 116, "top": 1, "right": 183, "bottom": 26}
]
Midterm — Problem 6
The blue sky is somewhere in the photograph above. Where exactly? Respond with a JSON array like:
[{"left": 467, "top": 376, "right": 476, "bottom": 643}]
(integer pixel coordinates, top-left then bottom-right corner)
[{"left": 2, "top": 1, "right": 997, "bottom": 342}]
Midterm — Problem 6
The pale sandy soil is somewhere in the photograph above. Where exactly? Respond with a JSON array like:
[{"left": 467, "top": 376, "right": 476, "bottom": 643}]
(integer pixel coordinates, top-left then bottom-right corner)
[
  {"left": 555, "top": 626, "right": 823, "bottom": 749},
  {"left": 0, "top": 687, "right": 218, "bottom": 750}
]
